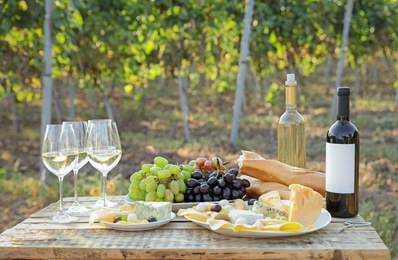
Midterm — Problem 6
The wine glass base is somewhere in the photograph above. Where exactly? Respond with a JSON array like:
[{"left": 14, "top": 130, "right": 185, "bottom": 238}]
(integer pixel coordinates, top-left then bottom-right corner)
[
  {"left": 47, "top": 213, "right": 79, "bottom": 224},
  {"left": 87, "top": 198, "right": 118, "bottom": 210},
  {"left": 65, "top": 202, "right": 91, "bottom": 214}
]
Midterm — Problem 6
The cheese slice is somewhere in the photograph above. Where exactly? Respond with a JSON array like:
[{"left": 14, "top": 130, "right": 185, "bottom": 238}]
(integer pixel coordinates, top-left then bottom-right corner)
[
  {"left": 258, "top": 190, "right": 288, "bottom": 215},
  {"left": 288, "top": 184, "right": 323, "bottom": 227}
]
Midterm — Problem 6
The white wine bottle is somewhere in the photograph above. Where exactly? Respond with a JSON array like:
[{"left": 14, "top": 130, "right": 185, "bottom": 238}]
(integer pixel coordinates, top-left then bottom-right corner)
[
  {"left": 277, "top": 73, "right": 306, "bottom": 168},
  {"left": 326, "top": 87, "right": 359, "bottom": 218}
]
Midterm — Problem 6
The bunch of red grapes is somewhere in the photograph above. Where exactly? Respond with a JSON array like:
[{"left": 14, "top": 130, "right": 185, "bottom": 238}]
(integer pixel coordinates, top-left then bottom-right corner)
[{"left": 184, "top": 157, "right": 250, "bottom": 202}]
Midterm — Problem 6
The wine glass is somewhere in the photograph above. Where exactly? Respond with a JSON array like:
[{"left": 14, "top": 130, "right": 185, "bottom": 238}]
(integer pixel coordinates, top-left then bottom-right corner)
[
  {"left": 87, "top": 119, "right": 122, "bottom": 209},
  {"left": 63, "top": 121, "right": 90, "bottom": 214},
  {"left": 42, "top": 124, "right": 79, "bottom": 223}
]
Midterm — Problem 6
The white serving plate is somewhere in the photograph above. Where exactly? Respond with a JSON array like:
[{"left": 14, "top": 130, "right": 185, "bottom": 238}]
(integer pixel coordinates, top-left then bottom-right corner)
[
  {"left": 184, "top": 201, "right": 331, "bottom": 238},
  {"left": 100, "top": 212, "right": 176, "bottom": 231}
]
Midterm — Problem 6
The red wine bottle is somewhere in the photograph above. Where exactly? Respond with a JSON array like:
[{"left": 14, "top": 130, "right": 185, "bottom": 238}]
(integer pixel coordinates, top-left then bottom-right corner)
[{"left": 326, "top": 87, "right": 359, "bottom": 218}]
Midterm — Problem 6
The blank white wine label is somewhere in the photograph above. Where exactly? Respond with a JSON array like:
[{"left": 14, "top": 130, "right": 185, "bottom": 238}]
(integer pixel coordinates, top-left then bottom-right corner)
[{"left": 326, "top": 143, "right": 355, "bottom": 193}]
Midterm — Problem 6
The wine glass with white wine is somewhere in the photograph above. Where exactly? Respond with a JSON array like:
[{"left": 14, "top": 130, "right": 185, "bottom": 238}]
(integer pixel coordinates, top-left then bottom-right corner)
[
  {"left": 42, "top": 124, "right": 79, "bottom": 223},
  {"left": 87, "top": 119, "right": 122, "bottom": 209},
  {"left": 63, "top": 121, "right": 90, "bottom": 214}
]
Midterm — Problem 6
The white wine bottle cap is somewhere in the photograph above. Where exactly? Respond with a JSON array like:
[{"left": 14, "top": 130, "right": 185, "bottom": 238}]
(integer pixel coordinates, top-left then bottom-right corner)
[{"left": 286, "top": 73, "right": 296, "bottom": 84}]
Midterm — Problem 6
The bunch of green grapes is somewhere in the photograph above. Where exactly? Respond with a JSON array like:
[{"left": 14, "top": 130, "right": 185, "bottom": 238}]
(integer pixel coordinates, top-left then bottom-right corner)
[{"left": 128, "top": 156, "right": 194, "bottom": 202}]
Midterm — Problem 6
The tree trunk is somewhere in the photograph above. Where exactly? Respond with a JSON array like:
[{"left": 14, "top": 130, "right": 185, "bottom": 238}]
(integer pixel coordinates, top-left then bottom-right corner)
[
  {"left": 157, "top": 74, "right": 163, "bottom": 93},
  {"left": 8, "top": 92, "right": 20, "bottom": 133},
  {"left": 52, "top": 84, "right": 64, "bottom": 123},
  {"left": 353, "top": 58, "right": 360, "bottom": 107},
  {"left": 86, "top": 88, "right": 96, "bottom": 119},
  {"left": 69, "top": 81, "right": 76, "bottom": 121},
  {"left": 325, "top": 56, "right": 333, "bottom": 95},
  {"left": 330, "top": 0, "right": 354, "bottom": 119},
  {"left": 40, "top": 0, "right": 53, "bottom": 184},
  {"left": 229, "top": 0, "right": 254, "bottom": 147},
  {"left": 178, "top": 72, "right": 191, "bottom": 143}
]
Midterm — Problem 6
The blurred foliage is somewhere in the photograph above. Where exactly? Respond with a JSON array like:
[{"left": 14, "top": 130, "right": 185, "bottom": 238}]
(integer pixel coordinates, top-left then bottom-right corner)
[{"left": 0, "top": 0, "right": 397, "bottom": 105}]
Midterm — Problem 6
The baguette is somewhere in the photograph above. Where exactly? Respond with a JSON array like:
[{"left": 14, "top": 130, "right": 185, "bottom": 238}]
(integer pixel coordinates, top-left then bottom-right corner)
[
  {"left": 238, "top": 150, "right": 325, "bottom": 196},
  {"left": 240, "top": 175, "right": 291, "bottom": 200}
]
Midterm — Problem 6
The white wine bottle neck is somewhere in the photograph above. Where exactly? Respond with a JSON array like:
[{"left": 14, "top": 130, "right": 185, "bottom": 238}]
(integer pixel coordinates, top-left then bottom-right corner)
[{"left": 285, "top": 83, "right": 297, "bottom": 108}]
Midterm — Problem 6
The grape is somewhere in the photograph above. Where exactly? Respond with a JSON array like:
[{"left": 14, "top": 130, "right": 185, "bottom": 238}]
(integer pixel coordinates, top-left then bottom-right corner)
[
  {"left": 195, "top": 157, "right": 206, "bottom": 167},
  {"left": 248, "top": 198, "right": 257, "bottom": 205},
  {"left": 191, "top": 170, "right": 204, "bottom": 180},
  {"left": 128, "top": 190, "right": 138, "bottom": 200},
  {"left": 129, "top": 178, "right": 141, "bottom": 191},
  {"left": 181, "top": 170, "right": 191, "bottom": 180},
  {"left": 186, "top": 194, "right": 194, "bottom": 202},
  {"left": 170, "top": 180, "right": 180, "bottom": 195},
  {"left": 130, "top": 171, "right": 143, "bottom": 181},
  {"left": 176, "top": 172, "right": 185, "bottom": 180},
  {"left": 203, "top": 160, "right": 213, "bottom": 170},
  {"left": 199, "top": 183, "right": 210, "bottom": 194},
  {"left": 228, "top": 168, "right": 239, "bottom": 176},
  {"left": 207, "top": 176, "right": 217, "bottom": 186},
  {"left": 164, "top": 189, "right": 174, "bottom": 202},
  {"left": 203, "top": 194, "right": 213, "bottom": 202},
  {"left": 223, "top": 173, "right": 234, "bottom": 183},
  {"left": 145, "top": 191, "right": 157, "bottom": 201},
  {"left": 232, "top": 190, "right": 240, "bottom": 199},
  {"left": 138, "top": 190, "right": 146, "bottom": 200},
  {"left": 241, "top": 179, "right": 250, "bottom": 188},
  {"left": 157, "top": 183, "right": 166, "bottom": 198},
  {"left": 139, "top": 179, "right": 146, "bottom": 190},
  {"left": 163, "top": 164, "right": 172, "bottom": 169},
  {"left": 175, "top": 193, "right": 184, "bottom": 202},
  {"left": 208, "top": 171, "right": 218, "bottom": 179},
  {"left": 195, "top": 194, "right": 202, "bottom": 202},
  {"left": 141, "top": 163, "right": 153, "bottom": 173},
  {"left": 193, "top": 186, "right": 200, "bottom": 194},
  {"left": 211, "top": 204, "right": 222, "bottom": 212},
  {"left": 150, "top": 166, "right": 162, "bottom": 176},
  {"left": 154, "top": 156, "right": 168, "bottom": 167},
  {"left": 177, "top": 179, "right": 187, "bottom": 193},
  {"left": 232, "top": 180, "right": 242, "bottom": 190},
  {"left": 146, "top": 181, "right": 158, "bottom": 192},
  {"left": 217, "top": 178, "right": 227, "bottom": 188},
  {"left": 170, "top": 165, "right": 181, "bottom": 174},
  {"left": 187, "top": 178, "right": 199, "bottom": 188},
  {"left": 185, "top": 188, "right": 193, "bottom": 195},
  {"left": 223, "top": 187, "right": 231, "bottom": 200},
  {"left": 144, "top": 175, "right": 156, "bottom": 185},
  {"left": 213, "top": 186, "right": 222, "bottom": 195},
  {"left": 182, "top": 164, "right": 194, "bottom": 173},
  {"left": 211, "top": 157, "right": 222, "bottom": 169},
  {"left": 158, "top": 169, "right": 172, "bottom": 179}
]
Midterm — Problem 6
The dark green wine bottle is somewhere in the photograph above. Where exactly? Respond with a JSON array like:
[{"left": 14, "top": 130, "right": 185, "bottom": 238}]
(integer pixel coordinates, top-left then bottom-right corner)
[{"left": 326, "top": 87, "right": 359, "bottom": 218}]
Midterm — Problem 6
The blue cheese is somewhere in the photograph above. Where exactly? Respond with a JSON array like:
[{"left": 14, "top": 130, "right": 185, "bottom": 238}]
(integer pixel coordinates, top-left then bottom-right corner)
[
  {"left": 133, "top": 201, "right": 172, "bottom": 221},
  {"left": 252, "top": 201, "right": 287, "bottom": 217}
]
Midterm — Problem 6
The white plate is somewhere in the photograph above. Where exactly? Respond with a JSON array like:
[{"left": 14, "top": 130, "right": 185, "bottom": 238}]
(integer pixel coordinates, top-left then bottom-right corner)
[
  {"left": 100, "top": 212, "right": 176, "bottom": 231},
  {"left": 184, "top": 203, "right": 331, "bottom": 238},
  {"left": 124, "top": 195, "right": 230, "bottom": 212}
]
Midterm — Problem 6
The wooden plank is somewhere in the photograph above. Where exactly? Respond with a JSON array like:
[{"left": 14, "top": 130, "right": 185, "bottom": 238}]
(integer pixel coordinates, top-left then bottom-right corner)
[{"left": 0, "top": 196, "right": 391, "bottom": 260}]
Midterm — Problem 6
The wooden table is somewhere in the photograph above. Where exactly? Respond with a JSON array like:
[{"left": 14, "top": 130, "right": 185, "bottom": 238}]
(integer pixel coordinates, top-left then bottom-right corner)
[{"left": 0, "top": 196, "right": 391, "bottom": 259}]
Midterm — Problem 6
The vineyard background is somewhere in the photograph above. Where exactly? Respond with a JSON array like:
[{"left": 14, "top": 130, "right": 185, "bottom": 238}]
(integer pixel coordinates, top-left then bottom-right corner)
[{"left": 0, "top": 0, "right": 397, "bottom": 258}]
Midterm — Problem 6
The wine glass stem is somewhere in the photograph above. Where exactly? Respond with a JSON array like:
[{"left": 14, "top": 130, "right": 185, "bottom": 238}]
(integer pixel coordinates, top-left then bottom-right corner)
[
  {"left": 58, "top": 176, "right": 64, "bottom": 212},
  {"left": 73, "top": 169, "right": 79, "bottom": 204},
  {"left": 102, "top": 173, "right": 107, "bottom": 208}
]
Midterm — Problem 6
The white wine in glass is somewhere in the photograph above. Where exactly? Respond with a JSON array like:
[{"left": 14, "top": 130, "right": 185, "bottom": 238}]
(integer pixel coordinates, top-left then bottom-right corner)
[
  {"left": 87, "top": 119, "right": 122, "bottom": 209},
  {"left": 63, "top": 121, "right": 90, "bottom": 214},
  {"left": 42, "top": 124, "right": 79, "bottom": 223}
]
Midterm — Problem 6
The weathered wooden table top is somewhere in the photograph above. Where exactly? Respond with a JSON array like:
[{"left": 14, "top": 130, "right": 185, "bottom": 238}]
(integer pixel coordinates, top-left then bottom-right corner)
[{"left": 0, "top": 196, "right": 391, "bottom": 260}]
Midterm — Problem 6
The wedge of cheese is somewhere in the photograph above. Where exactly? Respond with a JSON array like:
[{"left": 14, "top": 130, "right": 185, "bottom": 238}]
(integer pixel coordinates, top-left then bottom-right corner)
[
  {"left": 258, "top": 190, "right": 288, "bottom": 216},
  {"left": 288, "top": 184, "right": 323, "bottom": 227}
]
